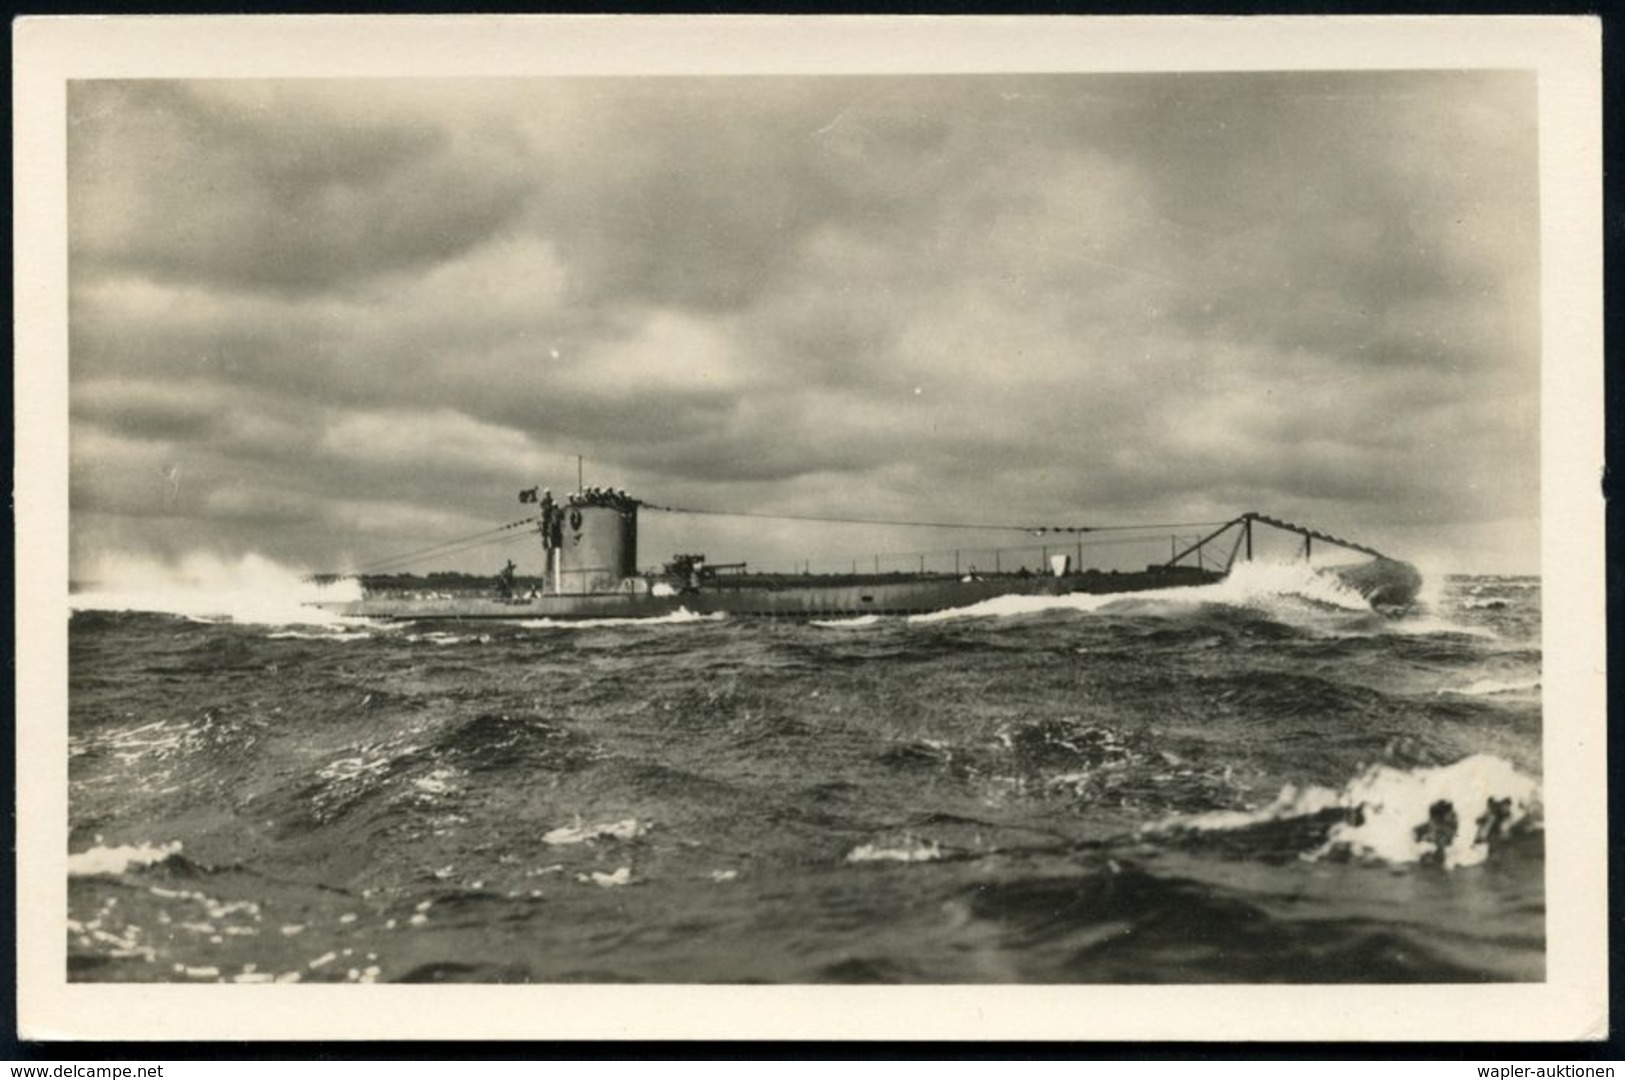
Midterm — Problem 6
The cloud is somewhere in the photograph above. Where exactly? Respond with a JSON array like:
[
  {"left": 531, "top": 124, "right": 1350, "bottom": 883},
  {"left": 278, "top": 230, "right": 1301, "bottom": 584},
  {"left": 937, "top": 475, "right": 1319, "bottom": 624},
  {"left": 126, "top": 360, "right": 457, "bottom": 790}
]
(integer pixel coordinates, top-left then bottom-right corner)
[
  {"left": 66, "top": 71, "right": 1542, "bottom": 575},
  {"left": 319, "top": 407, "right": 553, "bottom": 478},
  {"left": 71, "top": 81, "right": 536, "bottom": 296}
]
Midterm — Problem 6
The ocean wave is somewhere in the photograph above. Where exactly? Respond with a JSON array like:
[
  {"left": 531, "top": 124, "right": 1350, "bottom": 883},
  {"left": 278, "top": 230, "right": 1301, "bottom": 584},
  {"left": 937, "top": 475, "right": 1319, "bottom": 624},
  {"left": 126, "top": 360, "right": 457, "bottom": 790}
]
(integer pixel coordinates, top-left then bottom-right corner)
[
  {"left": 66, "top": 570, "right": 1545, "bottom": 985},
  {"left": 1154, "top": 754, "right": 1540, "bottom": 869},
  {"left": 1387, "top": 614, "right": 1498, "bottom": 639},
  {"left": 435, "top": 712, "right": 596, "bottom": 775},
  {"left": 1459, "top": 576, "right": 1540, "bottom": 590},
  {"left": 72, "top": 712, "right": 267, "bottom": 775},
  {"left": 989, "top": 716, "right": 1247, "bottom": 814}
]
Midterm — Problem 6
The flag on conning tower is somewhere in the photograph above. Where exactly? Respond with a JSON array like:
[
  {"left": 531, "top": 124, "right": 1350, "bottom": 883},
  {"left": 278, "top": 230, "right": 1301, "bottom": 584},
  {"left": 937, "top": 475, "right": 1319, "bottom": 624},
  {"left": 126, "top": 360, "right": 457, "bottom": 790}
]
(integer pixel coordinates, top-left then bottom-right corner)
[{"left": 519, "top": 487, "right": 539, "bottom": 503}]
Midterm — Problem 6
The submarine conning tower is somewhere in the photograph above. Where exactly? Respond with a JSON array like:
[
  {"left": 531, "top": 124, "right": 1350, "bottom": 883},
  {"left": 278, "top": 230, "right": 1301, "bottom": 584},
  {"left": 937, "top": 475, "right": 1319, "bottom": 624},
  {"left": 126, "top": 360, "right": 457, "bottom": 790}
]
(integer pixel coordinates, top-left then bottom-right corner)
[{"left": 541, "top": 488, "right": 640, "bottom": 594}]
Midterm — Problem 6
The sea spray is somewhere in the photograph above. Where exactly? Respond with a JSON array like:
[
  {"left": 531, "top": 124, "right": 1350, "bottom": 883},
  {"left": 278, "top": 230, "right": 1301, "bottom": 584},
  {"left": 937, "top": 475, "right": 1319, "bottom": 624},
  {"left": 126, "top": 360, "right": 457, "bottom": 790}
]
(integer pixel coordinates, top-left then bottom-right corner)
[{"left": 71, "top": 551, "right": 362, "bottom": 625}]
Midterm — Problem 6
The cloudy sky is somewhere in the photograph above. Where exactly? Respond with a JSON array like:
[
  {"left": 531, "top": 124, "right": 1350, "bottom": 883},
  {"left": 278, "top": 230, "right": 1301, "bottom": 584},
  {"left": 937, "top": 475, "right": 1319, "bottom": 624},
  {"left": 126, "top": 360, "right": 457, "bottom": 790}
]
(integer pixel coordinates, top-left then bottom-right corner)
[{"left": 67, "top": 71, "right": 1541, "bottom": 578}]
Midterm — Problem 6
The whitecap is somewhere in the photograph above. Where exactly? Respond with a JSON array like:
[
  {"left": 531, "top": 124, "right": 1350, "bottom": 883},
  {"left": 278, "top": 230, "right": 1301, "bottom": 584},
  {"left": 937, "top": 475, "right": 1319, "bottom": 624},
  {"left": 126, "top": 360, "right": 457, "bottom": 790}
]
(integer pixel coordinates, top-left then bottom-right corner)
[
  {"left": 543, "top": 817, "right": 646, "bottom": 845},
  {"left": 579, "top": 867, "right": 633, "bottom": 887},
  {"left": 405, "top": 632, "right": 468, "bottom": 646},
  {"left": 846, "top": 837, "right": 943, "bottom": 863},
  {"left": 317, "top": 755, "right": 393, "bottom": 783},
  {"left": 67, "top": 841, "right": 181, "bottom": 877},
  {"left": 1158, "top": 754, "right": 1540, "bottom": 869},
  {"left": 412, "top": 767, "right": 463, "bottom": 796},
  {"left": 1441, "top": 677, "right": 1542, "bottom": 698}
]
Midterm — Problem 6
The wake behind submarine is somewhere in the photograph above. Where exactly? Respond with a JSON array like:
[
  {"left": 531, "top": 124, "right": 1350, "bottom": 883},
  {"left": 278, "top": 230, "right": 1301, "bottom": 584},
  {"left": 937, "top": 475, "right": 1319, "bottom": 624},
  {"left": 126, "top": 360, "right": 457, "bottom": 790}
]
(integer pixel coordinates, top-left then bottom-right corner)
[{"left": 307, "top": 489, "right": 1423, "bottom": 620}]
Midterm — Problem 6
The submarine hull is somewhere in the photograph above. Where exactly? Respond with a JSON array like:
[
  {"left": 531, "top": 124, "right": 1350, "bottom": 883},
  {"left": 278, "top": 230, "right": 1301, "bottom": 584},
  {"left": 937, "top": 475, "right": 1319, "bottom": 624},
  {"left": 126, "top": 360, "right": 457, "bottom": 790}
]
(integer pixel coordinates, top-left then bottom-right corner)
[
  {"left": 313, "top": 566, "right": 1223, "bottom": 621},
  {"left": 309, "top": 499, "right": 1421, "bottom": 621}
]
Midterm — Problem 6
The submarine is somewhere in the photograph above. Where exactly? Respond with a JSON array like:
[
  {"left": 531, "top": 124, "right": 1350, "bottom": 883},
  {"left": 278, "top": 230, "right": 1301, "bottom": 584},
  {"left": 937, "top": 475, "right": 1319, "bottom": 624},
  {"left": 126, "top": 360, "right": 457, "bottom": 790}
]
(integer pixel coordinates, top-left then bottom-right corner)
[{"left": 307, "top": 486, "right": 1423, "bottom": 621}]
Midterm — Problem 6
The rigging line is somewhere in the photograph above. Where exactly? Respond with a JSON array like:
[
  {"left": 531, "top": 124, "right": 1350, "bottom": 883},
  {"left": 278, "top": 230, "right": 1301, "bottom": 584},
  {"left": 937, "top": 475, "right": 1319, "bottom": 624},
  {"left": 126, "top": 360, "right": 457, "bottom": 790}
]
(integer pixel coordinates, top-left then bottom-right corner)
[
  {"left": 350, "top": 530, "right": 539, "bottom": 576},
  {"left": 1023, "top": 520, "right": 1231, "bottom": 534},
  {"left": 356, "top": 533, "right": 530, "bottom": 575},
  {"left": 851, "top": 530, "right": 1230, "bottom": 564},
  {"left": 363, "top": 526, "right": 538, "bottom": 570},
  {"left": 641, "top": 502, "right": 1226, "bottom": 535},
  {"left": 641, "top": 503, "right": 1025, "bottom": 532},
  {"left": 360, "top": 516, "right": 535, "bottom": 565},
  {"left": 349, "top": 516, "right": 538, "bottom": 574}
]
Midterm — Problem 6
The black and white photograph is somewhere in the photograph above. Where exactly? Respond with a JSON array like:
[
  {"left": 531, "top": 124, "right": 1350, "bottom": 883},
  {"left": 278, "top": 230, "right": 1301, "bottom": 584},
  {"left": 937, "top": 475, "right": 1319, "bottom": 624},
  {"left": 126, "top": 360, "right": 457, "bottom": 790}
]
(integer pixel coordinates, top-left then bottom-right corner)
[{"left": 15, "top": 16, "right": 1605, "bottom": 1042}]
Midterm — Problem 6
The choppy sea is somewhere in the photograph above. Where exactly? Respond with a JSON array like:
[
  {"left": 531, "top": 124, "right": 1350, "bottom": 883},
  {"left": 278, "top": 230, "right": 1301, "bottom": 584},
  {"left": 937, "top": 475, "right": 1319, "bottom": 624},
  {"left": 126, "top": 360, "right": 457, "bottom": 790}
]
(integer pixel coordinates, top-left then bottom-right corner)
[{"left": 66, "top": 562, "right": 1543, "bottom": 984}]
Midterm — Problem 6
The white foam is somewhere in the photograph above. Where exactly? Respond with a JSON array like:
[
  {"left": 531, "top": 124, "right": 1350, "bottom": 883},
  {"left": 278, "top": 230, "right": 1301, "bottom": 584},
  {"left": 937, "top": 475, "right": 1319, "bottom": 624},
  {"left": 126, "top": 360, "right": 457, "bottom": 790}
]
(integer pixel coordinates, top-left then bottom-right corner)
[
  {"left": 1164, "top": 754, "right": 1540, "bottom": 869},
  {"left": 265, "top": 629, "right": 374, "bottom": 641},
  {"left": 1166, "top": 784, "right": 1344, "bottom": 834},
  {"left": 1442, "top": 677, "right": 1542, "bottom": 698},
  {"left": 71, "top": 552, "right": 364, "bottom": 626},
  {"left": 911, "top": 559, "right": 1374, "bottom": 624},
  {"left": 908, "top": 589, "right": 1153, "bottom": 624},
  {"left": 846, "top": 837, "right": 944, "bottom": 863},
  {"left": 405, "top": 631, "right": 470, "bottom": 646},
  {"left": 317, "top": 754, "right": 393, "bottom": 783},
  {"left": 516, "top": 608, "right": 724, "bottom": 629},
  {"left": 68, "top": 841, "right": 181, "bottom": 877},
  {"left": 1324, "top": 755, "right": 1540, "bottom": 868},
  {"left": 543, "top": 817, "right": 646, "bottom": 845},
  {"left": 810, "top": 615, "right": 883, "bottom": 628},
  {"left": 412, "top": 767, "right": 463, "bottom": 796},
  {"left": 1218, "top": 559, "right": 1375, "bottom": 611}
]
